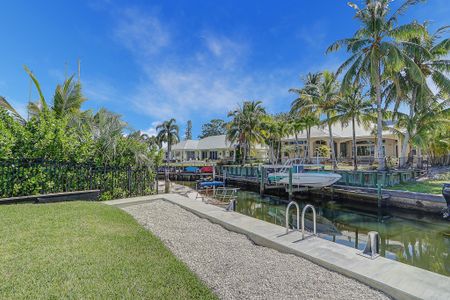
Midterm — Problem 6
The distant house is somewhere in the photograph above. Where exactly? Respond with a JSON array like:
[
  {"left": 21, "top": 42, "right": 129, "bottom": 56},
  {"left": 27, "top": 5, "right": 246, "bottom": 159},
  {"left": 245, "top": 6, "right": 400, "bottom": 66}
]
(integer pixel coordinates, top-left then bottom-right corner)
[
  {"left": 168, "top": 123, "right": 406, "bottom": 163},
  {"left": 170, "top": 135, "right": 268, "bottom": 162}
]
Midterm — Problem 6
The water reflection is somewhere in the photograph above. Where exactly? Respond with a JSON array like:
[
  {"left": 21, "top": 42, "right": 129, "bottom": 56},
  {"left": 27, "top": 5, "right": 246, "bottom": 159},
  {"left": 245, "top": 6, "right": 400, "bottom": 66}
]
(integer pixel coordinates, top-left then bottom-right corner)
[{"left": 234, "top": 190, "right": 450, "bottom": 276}]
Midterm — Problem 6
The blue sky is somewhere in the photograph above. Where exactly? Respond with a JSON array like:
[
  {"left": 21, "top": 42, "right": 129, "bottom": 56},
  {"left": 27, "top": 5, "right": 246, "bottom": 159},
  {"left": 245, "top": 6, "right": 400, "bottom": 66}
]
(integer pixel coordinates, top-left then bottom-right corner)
[{"left": 1, "top": 0, "right": 448, "bottom": 138}]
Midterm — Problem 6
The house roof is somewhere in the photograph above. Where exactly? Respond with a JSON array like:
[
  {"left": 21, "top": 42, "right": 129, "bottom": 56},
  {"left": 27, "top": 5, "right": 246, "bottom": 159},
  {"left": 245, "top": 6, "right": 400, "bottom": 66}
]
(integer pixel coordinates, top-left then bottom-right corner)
[
  {"left": 171, "top": 134, "right": 266, "bottom": 151},
  {"left": 198, "top": 135, "right": 230, "bottom": 150},
  {"left": 171, "top": 139, "right": 199, "bottom": 150},
  {"left": 283, "top": 122, "right": 395, "bottom": 141}
]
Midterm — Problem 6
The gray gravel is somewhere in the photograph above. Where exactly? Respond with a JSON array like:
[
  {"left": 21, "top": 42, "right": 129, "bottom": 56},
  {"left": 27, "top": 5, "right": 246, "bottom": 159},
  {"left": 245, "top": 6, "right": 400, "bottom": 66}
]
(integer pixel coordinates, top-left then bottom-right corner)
[{"left": 124, "top": 200, "right": 389, "bottom": 300}]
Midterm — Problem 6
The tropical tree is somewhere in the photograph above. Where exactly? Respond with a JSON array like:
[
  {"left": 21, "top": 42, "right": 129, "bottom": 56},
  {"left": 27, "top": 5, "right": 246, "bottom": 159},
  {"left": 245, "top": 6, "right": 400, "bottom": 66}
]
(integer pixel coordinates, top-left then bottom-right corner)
[
  {"left": 156, "top": 118, "right": 179, "bottom": 193},
  {"left": 385, "top": 24, "right": 450, "bottom": 167},
  {"left": 290, "top": 71, "right": 339, "bottom": 167},
  {"left": 184, "top": 120, "right": 192, "bottom": 140},
  {"left": 227, "top": 101, "right": 266, "bottom": 164},
  {"left": 91, "top": 109, "right": 127, "bottom": 165},
  {"left": 25, "top": 66, "right": 86, "bottom": 119},
  {"left": 156, "top": 118, "right": 180, "bottom": 161},
  {"left": 327, "top": 0, "right": 426, "bottom": 170},
  {"left": 390, "top": 97, "right": 449, "bottom": 168},
  {"left": 198, "top": 119, "right": 227, "bottom": 138},
  {"left": 329, "top": 85, "right": 375, "bottom": 170},
  {"left": 289, "top": 73, "right": 321, "bottom": 160},
  {"left": 290, "top": 117, "right": 306, "bottom": 158}
]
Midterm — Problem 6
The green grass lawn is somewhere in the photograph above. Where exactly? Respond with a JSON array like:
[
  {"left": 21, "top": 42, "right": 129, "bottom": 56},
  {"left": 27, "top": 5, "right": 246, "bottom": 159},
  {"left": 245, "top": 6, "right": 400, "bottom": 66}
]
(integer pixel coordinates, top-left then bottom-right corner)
[
  {"left": 388, "top": 177, "right": 448, "bottom": 195},
  {"left": 0, "top": 201, "right": 216, "bottom": 299}
]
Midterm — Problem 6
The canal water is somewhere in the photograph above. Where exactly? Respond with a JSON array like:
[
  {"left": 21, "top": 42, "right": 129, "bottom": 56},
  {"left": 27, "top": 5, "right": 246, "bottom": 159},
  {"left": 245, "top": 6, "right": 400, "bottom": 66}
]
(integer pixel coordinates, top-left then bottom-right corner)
[{"left": 177, "top": 181, "right": 450, "bottom": 276}]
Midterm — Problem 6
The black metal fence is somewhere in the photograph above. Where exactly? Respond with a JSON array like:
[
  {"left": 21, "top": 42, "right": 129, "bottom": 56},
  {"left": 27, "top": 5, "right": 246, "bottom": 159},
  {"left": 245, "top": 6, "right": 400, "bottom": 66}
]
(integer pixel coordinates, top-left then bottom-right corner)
[{"left": 0, "top": 160, "right": 156, "bottom": 200}]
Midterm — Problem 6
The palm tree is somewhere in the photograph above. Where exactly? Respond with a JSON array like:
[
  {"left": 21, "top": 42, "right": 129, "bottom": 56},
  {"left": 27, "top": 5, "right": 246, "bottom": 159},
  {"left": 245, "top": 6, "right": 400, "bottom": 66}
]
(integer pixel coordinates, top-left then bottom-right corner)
[
  {"left": 385, "top": 24, "right": 450, "bottom": 167},
  {"left": 227, "top": 101, "right": 266, "bottom": 165},
  {"left": 156, "top": 118, "right": 180, "bottom": 162},
  {"left": 156, "top": 118, "right": 179, "bottom": 193},
  {"left": 25, "top": 66, "right": 86, "bottom": 119},
  {"left": 290, "top": 118, "right": 305, "bottom": 158},
  {"left": 391, "top": 97, "right": 449, "bottom": 168},
  {"left": 329, "top": 85, "right": 374, "bottom": 170},
  {"left": 327, "top": 0, "right": 426, "bottom": 170},
  {"left": 290, "top": 71, "right": 340, "bottom": 168},
  {"left": 92, "top": 109, "right": 127, "bottom": 164}
]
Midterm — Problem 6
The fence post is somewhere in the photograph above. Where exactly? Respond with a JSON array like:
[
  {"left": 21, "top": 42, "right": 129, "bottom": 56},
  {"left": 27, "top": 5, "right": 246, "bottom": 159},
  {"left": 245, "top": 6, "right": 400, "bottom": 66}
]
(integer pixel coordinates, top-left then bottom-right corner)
[{"left": 128, "top": 166, "right": 132, "bottom": 196}]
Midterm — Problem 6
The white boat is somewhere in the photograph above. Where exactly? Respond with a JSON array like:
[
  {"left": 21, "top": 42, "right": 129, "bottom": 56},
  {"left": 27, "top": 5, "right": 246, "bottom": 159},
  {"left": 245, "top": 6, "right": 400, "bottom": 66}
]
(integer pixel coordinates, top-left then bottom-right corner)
[
  {"left": 266, "top": 158, "right": 341, "bottom": 189},
  {"left": 277, "top": 172, "right": 342, "bottom": 188}
]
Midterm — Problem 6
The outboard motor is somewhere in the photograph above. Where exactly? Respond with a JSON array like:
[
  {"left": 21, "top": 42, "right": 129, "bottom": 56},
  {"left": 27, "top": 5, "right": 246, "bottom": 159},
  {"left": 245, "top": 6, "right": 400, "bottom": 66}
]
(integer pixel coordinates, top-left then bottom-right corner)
[{"left": 442, "top": 183, "right": 450, "bottom": 220}]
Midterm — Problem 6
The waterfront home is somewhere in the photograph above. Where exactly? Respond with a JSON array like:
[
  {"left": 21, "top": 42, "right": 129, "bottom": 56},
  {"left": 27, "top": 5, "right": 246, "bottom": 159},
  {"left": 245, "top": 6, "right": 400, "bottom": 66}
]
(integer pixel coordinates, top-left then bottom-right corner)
[
  {"left": 281, "top": 122, "right": 405, "bottom": 162},
  {"left": 168, "top": 122, "right": 406, "bottom": 163},
  {"left": 170, "top": 135, "right": 268, "bottom": 162}
]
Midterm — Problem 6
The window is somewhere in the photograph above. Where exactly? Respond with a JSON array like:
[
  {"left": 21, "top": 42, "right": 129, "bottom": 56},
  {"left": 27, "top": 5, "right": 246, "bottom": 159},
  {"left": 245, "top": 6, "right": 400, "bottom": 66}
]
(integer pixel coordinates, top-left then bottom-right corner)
[
  {"left": 186, "top": 151, "right": 196, "bottom": 160},
  {"left": 209, "top": 151, "right": 218, "bottom": 160},
  {"left": 356, "top": 145, "right": 374, "bottom": 156},
  {"left": 201, "top": 151, "right": 208, "bottom": 160}
]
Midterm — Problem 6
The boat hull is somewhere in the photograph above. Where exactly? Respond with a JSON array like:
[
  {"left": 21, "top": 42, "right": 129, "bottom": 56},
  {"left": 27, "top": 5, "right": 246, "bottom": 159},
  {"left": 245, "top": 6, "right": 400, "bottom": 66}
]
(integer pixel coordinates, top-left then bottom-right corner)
[{"left": 269, "top": 172, "right": 341, "bottom": 188}]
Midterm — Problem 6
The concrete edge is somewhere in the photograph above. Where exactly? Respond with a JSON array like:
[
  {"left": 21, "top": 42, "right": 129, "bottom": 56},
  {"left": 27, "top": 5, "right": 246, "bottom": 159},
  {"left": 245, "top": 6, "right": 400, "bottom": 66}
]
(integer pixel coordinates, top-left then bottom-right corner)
[{"left": 105, "top": 194, "right": 449, "bottom": 300}]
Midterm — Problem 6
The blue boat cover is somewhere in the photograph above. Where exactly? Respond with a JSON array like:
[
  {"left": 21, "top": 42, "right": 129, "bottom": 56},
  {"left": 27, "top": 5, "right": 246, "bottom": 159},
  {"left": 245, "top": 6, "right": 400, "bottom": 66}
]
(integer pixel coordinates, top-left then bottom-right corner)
[
  {"left": 199, "top": 181, "right": 224, "bottom": 188},
  {"left": 185, "top": 166, "right": 200, "bottom": 173}
]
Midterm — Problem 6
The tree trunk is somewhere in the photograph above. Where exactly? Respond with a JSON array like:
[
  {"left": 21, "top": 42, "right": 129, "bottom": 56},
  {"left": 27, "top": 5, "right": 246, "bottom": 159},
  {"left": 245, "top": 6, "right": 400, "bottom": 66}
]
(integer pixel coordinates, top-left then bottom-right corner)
[
  {"left": 295, "top": 133, "right": 300, "bottom": 158},
  {"left": 327, "top": 115, "right": 336, "bottom": 170},
  {"left": 375, "top": 61, "right": 385, "bottom": 170},
  {"left": 352, "top": 117, "right": 358, "bottom": 171},
  {"left": 306, "top": 126, "right": 311, "bottom": 162},
  {"left": 400, "top": 132, "right": 409, "bottom": 168},
  {"left": 400, "top": 86, "right": 417, "bottom": 168},
  {"left": 165, "top": 141, "right": 170, "bottom": 193}
]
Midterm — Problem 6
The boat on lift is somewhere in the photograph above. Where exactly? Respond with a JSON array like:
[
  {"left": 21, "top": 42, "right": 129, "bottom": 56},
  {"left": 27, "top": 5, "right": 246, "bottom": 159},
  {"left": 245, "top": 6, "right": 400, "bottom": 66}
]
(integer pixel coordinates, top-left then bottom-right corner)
[{"left": 267, "top": 158, "right": 341, "bottom": 189}]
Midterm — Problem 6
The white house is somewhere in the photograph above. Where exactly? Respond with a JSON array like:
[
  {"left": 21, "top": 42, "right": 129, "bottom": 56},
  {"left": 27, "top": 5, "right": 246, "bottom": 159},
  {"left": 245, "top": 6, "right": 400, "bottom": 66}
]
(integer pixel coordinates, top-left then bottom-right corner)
[{"left": 170, "top": 135, "right": 268, "bottom": 162}]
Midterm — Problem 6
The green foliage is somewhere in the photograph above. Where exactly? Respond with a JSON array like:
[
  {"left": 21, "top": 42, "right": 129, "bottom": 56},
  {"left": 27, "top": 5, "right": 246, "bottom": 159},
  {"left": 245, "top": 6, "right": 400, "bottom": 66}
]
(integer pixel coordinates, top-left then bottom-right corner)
[
  {"left": 316, "top": 145, "right": 331, "bottom": 158},
  {"left": 185, "top": 120, "right": 192, "bottom": 140},
  {"left": 0, "top": 68, "right": 159, "bottom": 200},
  {"left": 0, "top": 202, "right": 216, "bottom": 299},
  {"left": 199, "top": 119, "right": 227, "bottom": 138},
  {"left": 227, "top": 101, "right": 266, "bottom": 164}
]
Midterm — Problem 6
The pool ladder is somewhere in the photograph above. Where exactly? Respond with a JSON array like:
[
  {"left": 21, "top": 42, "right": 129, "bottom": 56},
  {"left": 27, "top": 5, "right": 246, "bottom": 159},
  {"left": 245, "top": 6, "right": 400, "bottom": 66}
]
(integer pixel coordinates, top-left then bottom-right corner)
[{"left": 285, "top": 201, "right": 317, "bottom": 239}]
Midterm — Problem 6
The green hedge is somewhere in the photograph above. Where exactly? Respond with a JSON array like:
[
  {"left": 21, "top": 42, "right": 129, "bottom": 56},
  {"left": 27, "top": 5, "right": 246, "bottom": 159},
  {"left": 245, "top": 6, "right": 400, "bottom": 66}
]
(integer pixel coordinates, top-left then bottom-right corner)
[{"left": 0, "top": 160, "right": 156, "bottom": 200}]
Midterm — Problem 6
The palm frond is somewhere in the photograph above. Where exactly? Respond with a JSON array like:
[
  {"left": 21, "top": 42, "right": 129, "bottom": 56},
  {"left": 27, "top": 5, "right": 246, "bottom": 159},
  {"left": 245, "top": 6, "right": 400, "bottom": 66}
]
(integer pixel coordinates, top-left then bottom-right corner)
[{"left": 24, "top": 65, "right": 48, "bottom": 111}]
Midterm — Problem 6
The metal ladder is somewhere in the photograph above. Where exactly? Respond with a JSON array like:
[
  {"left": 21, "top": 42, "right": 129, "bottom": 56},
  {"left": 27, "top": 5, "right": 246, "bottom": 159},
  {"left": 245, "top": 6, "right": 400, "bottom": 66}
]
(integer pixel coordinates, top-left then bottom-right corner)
[{"left": 285, "top": 201, "right": 317, "bottom": 239}]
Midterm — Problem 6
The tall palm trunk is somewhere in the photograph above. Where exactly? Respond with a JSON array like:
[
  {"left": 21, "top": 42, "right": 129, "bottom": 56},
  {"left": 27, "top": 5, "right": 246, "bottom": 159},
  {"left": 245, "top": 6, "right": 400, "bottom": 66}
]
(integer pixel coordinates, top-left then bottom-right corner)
[
  {"left": 374, "top": 61, "right": 385, "bottom": 170},
  {"left": 294, "top": 133, "right": 300, "bottom": 158},
  {"left": 327, "top": 114, "right": 337, "bottom": 170},
  {"left": 306, "top": 126, "right": 311, "bottom": 162},
  {"left": 352, "top": 116, "right": 358, "bottom": 171},
  {"left": 165, "top": 141, "right": 171, "bottom": 193},
  {"left": 400, "top": 87, "right": 417, "bottom": 168}
]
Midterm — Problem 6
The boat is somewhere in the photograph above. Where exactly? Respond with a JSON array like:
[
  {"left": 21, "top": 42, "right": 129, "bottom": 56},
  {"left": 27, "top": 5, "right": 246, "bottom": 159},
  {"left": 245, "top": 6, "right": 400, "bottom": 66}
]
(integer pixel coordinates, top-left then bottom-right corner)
[{"left": 267, "top": 158, "right": 341, "bottom": 189}]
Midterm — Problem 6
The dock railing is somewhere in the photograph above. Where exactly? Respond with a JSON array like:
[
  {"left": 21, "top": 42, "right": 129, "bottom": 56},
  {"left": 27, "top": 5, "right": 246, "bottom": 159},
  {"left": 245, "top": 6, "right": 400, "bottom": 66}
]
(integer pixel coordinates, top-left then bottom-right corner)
[{"left": 217, "top": 164, "right": 422, "bottom": 188}]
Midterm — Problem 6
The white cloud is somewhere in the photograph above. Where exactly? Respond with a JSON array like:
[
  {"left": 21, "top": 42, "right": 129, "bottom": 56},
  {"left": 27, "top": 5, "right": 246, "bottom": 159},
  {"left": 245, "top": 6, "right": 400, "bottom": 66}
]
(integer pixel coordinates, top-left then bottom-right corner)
[
  {"left": 114, "top": 8, "right": 170, "bottom": 57},
  {"left": 84, "top": 78, "right": 119, "bottom": 103},
  {"left": 110, "top": 6, "right": 293, "bottom": 127},
  {"left": 141, "top": 120, "right": 161, "bottom": 137}
]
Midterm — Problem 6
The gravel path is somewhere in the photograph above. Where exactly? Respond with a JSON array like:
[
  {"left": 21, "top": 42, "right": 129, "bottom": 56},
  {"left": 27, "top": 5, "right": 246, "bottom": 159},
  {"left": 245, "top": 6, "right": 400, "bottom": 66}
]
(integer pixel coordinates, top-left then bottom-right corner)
[{"left": 124, "top": 200, "right": 389, "bottom": 300}]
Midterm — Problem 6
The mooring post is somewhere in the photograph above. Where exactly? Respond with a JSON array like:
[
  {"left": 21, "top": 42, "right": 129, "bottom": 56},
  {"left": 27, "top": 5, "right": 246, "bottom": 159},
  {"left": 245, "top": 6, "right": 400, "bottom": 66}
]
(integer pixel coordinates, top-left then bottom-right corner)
[
  {"left": 259, "top": 165, "right": 265, "bottom": 196},
  {"left": 377, "top": 182, "right": 382, "bottom": 208},
  {"left": 288, "top": 167, "right": 293, "bottom": 200}
]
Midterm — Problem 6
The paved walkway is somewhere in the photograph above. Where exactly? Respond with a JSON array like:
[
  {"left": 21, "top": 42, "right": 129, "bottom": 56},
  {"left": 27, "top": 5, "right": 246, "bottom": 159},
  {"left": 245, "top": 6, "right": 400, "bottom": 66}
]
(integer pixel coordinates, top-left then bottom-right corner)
[{"left": 123, "top": 200, "right": 389, "bottom": 300}]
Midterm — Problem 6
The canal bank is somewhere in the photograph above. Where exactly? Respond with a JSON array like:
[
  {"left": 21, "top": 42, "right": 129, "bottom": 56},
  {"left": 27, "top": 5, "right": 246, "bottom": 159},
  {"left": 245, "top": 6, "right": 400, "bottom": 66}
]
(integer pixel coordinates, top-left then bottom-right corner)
[
  {"left": 173, "top": 180, "right": 450, "bottom": 277},
  {"left": 107, "top": 194, "right": 450, "bottom": 300}
]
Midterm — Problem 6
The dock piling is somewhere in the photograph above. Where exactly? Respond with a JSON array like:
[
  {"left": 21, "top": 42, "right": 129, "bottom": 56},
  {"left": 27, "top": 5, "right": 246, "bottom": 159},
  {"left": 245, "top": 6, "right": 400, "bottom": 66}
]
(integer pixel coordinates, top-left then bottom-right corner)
[{"left": 288, "top": 167, "right": 293, "bottom": 200}]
